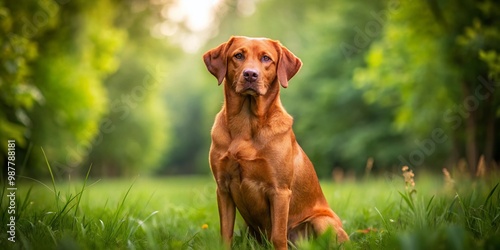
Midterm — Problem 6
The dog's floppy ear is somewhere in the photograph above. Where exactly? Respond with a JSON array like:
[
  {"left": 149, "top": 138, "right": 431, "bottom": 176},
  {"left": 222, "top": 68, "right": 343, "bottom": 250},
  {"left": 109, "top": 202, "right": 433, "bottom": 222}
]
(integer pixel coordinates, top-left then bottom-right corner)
[
  {"left": 203, "top": 37, "right": 235, "bottom": 85},
  {"left": 275, "top": 42, "right": 302, "bottom": 88}
]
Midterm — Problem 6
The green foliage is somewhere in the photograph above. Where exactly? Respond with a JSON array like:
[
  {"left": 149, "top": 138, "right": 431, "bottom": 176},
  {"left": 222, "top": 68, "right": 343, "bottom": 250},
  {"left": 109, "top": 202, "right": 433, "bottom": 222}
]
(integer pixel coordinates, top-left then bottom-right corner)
[
  {"left": 1, "top": 0, "right": 499, "bottom": 177},
  {"left": 159, "top": 54, "right": 212, "bottom": 175},
  {"left": 0, "top": 0, "right": 46, "bottom": 151},
  {"left": 1, "top": 0, "right": 172, "bottom": 177},
  {"left": 3, "top": 0, "right": 126, "bottom": 176},
  {"left": 354, "top": 0, "right": 500, "bottom": 169},
  {"left": 86, "top": 5, "right": 172, "bottom": 176}
]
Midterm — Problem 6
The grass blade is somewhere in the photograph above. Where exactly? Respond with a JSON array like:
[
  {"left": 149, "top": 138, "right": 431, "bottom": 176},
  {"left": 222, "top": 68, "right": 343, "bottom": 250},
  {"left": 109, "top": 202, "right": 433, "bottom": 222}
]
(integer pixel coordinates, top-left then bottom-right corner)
[
  {"left": 74, "top": 164, "right": 93, "bottom": 218},
  {"left": 19, "top": 186, "right": 33, "bottom": 214},
  {"left": 426, "top": 195, "right": 435, "bottom": 218},
  {"left": 398, "top": 191, "right": 415, "bottom": 212},
  {"left": 41, "top": 147, "right": 59, "bottom": 210},
  {"left": 445, "top": 194, "right": 459, "bottom": 221},
  {"left": 483, "top": 183, "right": 499, "bottom": 207},
  {"left": 374, "top": 206, "right": 389, "bottom": 229}
]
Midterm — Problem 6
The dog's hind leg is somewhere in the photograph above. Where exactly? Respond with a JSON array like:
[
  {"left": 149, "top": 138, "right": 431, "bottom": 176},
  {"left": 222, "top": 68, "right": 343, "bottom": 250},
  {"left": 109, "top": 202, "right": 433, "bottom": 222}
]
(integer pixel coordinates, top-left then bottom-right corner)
[{"left": 310, "top": 215, "right": 349, "bottom": 243}]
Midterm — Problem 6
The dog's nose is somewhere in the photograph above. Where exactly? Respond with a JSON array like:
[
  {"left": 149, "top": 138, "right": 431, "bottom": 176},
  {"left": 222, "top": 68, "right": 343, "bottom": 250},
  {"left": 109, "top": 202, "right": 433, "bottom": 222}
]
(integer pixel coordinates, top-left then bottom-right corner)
[{"left": 243, "top": 69, "right": 259, "bottom": 83}]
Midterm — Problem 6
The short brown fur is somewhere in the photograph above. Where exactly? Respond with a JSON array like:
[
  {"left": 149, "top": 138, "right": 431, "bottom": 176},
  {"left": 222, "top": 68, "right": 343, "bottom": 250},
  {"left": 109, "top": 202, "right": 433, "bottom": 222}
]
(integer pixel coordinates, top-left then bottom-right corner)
[{"left": 203, "top": 36, "right": 349, "bottom": 249}]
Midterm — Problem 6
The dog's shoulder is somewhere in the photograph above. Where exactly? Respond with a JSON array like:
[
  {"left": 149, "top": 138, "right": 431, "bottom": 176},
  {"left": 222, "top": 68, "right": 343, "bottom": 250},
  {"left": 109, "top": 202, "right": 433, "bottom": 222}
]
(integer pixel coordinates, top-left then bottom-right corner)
[{"left": 211, "top": 110, "right": 231, "bottom": 144}]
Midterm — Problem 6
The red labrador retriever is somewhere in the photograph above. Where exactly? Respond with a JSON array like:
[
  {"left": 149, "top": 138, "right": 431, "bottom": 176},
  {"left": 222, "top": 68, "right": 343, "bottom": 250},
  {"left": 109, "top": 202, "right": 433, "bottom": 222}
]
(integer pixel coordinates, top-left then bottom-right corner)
[{"left": 203, "top": 36, "right": 349, "bottom": 249}]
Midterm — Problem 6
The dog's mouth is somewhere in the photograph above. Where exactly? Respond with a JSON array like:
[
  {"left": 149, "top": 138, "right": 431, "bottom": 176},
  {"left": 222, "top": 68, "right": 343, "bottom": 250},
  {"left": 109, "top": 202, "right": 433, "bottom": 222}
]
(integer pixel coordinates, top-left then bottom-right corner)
[
  {"left": 241, "top": 88, "right": 259, "bottom": 96},
  {"left": 237, "top": 82, "right": 262, "bottom": 96}
]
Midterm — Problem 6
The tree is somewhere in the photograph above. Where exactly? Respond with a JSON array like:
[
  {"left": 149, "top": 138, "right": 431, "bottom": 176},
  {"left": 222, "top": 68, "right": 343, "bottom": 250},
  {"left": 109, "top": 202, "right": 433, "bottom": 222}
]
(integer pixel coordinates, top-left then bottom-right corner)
[
  {"left": 2, "top": 0, "right": 172, "bottom": 178},
  {"left": 354, "top": 0, "right": 500, "bottom": 173},
  {"left": 86, "top": 3, "right": 173, "bottom": 176},
  {"left": 0, "top": 0, "right": 50, "bottom": 170},
  {"left": 25, "top": 0, "right": 125, "bottom": 177}
]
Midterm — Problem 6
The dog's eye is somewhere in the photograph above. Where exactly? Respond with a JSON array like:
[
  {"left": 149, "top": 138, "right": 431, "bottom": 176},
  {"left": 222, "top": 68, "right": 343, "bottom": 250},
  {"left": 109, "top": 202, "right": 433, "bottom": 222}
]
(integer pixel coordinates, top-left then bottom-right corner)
[
  {"left": 262, "top": 55, "right": 272, "bottom": 62},
  {"left": 234, "top": 53, "right": 244, "bottom": 60}
]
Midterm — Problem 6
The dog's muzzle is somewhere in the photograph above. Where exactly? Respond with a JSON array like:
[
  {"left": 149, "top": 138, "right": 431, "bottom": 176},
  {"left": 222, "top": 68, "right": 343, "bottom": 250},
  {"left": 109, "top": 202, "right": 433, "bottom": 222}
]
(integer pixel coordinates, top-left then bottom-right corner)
[{"left": 240, "top": 68, "right": 261, "bottom": 96}]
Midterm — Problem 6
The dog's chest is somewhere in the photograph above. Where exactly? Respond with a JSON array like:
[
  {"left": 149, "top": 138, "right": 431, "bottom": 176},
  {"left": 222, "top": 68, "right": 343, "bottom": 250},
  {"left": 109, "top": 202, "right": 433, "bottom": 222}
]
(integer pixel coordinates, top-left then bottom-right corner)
[
  {"left": 226, "top": 162, "right": 273, "bottom": 228},
  {"left": 223, "top": 138, "right": 272, "bottom": 181},
  {"left": 217, "top": 136, "right": 274, "bottom": 215}
]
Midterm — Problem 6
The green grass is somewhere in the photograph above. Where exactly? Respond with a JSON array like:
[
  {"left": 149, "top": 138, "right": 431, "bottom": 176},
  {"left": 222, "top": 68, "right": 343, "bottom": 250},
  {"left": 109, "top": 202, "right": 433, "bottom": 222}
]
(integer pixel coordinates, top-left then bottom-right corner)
[{"left": 1, "top": 171, "right": 499, "bottom": 249}]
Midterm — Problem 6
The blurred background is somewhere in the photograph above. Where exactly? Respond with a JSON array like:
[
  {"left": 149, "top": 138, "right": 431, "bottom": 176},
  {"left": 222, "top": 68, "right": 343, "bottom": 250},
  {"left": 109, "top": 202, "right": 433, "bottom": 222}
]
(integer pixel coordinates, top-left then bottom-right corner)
[{"left": 1, "top": 0, "right": 499, "bottom": 180}]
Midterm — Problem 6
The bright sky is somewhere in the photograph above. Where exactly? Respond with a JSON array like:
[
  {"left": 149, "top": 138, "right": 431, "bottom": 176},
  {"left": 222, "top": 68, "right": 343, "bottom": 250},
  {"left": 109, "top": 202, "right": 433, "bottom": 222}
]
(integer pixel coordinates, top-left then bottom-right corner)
[
  {"left": 154, "top": 0, "right": 258, "bottom": 53},
  {"left": 167, "top": 0, "right": 222, "bottom": 32},
  {"left": 157, "top": 0, "right": 224, "bottom": 53}
]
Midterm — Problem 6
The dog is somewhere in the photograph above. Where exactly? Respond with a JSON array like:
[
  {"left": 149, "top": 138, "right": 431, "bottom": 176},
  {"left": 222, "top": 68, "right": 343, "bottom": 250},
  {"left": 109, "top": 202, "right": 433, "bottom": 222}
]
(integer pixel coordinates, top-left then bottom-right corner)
[{"left": 203, "top": 36, "right": 349, "bottom": 249}]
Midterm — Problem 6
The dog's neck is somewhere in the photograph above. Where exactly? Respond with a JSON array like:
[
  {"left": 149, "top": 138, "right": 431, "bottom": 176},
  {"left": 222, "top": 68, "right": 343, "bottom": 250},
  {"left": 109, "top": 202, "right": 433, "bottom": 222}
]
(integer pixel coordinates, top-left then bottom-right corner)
[
  {"left": 222, "top": 80, "right": 292, "bottom": 139},
  {"left": 224, "top": 80, "right": 281, "bottom": 115}
]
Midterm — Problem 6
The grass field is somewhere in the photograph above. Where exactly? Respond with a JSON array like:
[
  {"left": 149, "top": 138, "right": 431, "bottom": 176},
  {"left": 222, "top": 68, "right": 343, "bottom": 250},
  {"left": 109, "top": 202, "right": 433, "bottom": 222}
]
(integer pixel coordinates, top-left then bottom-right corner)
[{"left": 1, "top": 169, "right": 499, "bottom": 249}]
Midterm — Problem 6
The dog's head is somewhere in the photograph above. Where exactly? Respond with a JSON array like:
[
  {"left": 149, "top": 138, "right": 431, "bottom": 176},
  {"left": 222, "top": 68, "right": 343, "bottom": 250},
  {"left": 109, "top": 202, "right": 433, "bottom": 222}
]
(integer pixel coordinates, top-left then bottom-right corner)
[{"left": 203, "top": 36, "right": 302, "bottom": 96}]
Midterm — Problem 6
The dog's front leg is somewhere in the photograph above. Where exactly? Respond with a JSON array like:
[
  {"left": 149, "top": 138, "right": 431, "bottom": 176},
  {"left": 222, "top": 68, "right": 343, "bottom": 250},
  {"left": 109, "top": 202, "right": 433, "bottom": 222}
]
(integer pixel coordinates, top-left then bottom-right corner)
[
  {"left": 217, "top": 187, "right": 236, "bottom": 248},
  {"left": 269, "top": 188, "right": 292, "bottom": 250}
]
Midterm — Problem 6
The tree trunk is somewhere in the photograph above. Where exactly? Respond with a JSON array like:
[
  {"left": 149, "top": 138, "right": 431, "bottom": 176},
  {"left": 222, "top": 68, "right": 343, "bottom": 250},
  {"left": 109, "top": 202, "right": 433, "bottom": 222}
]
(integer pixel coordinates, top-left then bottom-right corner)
[
  {"left": 463, "top": 82, "right": 478, "bottom": 176},
  {"left": 484, "top": 95, "right": 495, "bottom": 172},
  {"left": 466, "top": 115, "right": 478, "bottom": 175}
]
